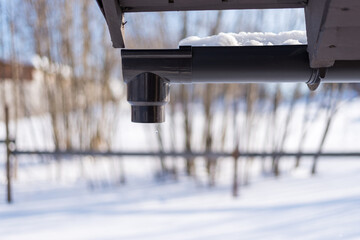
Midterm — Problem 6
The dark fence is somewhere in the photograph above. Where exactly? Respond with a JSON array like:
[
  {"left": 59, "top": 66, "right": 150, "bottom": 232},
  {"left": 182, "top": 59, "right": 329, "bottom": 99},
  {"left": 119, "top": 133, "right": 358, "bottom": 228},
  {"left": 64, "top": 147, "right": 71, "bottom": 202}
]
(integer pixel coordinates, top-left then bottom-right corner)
[{"left": 3, "top": 105, "right": 360, "bottom": 203}]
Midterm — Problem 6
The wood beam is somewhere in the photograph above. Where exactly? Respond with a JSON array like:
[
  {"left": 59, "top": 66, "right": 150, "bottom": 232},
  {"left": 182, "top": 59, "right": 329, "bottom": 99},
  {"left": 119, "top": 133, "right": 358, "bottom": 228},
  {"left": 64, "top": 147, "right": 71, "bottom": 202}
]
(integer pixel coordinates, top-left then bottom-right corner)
[
  {"left": 101, "top": 0, "right": 125, "bottom": 48},
  {"left": 305, "top": 0, "right": 360, "bottom": 68},
  {"left": 118, "top": 0, "right": 306, "bottom": 12}
]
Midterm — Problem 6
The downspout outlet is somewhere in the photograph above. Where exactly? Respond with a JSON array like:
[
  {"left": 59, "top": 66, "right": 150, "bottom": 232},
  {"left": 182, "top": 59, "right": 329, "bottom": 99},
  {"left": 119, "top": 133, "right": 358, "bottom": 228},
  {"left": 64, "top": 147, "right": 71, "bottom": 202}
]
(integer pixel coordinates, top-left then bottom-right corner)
[{"left": 127, "top": 72, "right": 169, "bottom": 123}]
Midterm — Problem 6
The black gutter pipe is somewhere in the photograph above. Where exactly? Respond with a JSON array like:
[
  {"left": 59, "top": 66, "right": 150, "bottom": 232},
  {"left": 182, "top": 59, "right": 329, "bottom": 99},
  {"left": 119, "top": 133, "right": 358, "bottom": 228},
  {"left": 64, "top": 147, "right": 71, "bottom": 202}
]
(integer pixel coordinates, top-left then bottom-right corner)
[{"left": 121, "top": 45, "right": 360, "bottom": 123}]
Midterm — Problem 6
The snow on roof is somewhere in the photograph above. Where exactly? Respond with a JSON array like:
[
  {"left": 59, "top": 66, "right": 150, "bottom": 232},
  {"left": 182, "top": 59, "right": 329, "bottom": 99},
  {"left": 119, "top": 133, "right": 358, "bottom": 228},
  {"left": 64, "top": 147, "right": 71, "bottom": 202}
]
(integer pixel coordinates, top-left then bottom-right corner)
[{"left": 179, "top": 30, "right": 307, "bottom": 47}]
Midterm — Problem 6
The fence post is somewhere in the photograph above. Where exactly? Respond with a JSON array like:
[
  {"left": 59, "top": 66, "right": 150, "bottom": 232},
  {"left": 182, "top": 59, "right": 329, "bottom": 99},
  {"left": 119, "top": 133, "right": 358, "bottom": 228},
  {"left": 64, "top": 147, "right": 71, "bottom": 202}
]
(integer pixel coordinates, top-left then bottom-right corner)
[
  {"left": 232, "top": 150, "right": 240, "bottom": 197},
  {"left": 5, "top": 105, "right": 12, "bottom": 203}
]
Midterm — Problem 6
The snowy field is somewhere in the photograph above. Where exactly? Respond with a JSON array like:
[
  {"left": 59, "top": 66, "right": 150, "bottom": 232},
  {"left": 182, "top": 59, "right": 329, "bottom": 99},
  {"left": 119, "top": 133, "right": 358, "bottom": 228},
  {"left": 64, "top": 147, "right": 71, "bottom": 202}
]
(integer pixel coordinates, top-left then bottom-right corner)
[
  {"left": 1, "top": 159, "right": 360, "bottom": 240},
  {"left": 1, "top": 97, "right": 360, "bottom": 240}
]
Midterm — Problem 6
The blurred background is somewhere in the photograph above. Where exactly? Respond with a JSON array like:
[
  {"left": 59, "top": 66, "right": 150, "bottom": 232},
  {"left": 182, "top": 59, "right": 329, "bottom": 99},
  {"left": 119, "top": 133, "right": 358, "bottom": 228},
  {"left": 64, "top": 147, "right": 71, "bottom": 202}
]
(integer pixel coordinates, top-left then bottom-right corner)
[{"left": 1, "top": 1, "right": 360, "bottom": 239}]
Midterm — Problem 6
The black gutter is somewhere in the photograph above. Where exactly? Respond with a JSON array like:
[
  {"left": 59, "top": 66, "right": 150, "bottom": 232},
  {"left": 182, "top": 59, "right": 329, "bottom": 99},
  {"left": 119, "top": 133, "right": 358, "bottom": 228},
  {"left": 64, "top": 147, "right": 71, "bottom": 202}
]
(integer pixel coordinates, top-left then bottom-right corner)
[{"left": 121, "top": 45, "right": 360, "bottom": 123}]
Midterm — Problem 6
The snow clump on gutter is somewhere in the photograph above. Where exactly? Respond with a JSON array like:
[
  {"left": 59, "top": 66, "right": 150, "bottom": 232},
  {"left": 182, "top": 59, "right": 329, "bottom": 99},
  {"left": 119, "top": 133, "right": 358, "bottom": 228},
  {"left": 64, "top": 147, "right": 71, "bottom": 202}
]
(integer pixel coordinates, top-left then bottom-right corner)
[{"left": 179, "top": 30, "right": 307, "bottom": 46}]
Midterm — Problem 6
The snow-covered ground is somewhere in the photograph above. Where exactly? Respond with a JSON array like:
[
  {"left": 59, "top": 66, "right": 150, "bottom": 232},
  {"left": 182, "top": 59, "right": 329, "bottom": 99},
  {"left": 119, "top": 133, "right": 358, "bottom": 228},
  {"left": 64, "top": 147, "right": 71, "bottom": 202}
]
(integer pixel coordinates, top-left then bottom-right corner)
[
  {"left": 1, "top": 159, "right": 360, "bottom": 240},
  {"left": 1, "top": 97, "right": 360, "bottom": 240}
]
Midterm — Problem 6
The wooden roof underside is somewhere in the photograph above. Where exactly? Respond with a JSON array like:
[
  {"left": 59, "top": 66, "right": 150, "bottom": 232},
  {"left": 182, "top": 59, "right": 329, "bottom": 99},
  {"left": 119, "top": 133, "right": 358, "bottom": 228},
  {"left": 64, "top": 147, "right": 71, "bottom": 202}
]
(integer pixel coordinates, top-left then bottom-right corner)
[{"left": 98, "top": 0, "right": 360, "bottom": 68}]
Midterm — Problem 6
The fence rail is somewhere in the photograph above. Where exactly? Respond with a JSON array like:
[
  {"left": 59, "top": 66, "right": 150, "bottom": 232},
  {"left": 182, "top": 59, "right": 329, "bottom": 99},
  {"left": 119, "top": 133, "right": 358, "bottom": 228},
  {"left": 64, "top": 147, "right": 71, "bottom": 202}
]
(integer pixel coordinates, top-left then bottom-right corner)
[
  {"left": 3, "top": 101, "right": 360, "bottom": 204},
  {"left": 10, "top": 150, "right": 360, "bottom": 159},
  {"left": 0, "top": 139, "right": 15, "bottom": 144},
  {"left": 5, "top": 148, "right": 360, "bottom": 204}
]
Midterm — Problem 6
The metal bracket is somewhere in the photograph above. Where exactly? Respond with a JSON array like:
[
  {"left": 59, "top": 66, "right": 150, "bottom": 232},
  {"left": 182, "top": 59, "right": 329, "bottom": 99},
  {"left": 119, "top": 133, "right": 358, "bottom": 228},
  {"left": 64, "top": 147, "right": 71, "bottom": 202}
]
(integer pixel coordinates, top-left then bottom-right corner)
[{"left": 307, "top": 68, "right": 327, "bottom": 91}]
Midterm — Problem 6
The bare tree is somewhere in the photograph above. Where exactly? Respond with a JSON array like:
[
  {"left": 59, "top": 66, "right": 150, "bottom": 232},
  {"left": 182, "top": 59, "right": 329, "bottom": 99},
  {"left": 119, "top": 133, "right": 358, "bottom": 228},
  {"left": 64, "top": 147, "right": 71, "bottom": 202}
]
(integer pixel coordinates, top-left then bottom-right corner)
[
  {"left": 311, "top": 84, "right": 344, "bottom": 175},
  {"left": 273, "top": 84, "right": 301, "bottom": 176}
]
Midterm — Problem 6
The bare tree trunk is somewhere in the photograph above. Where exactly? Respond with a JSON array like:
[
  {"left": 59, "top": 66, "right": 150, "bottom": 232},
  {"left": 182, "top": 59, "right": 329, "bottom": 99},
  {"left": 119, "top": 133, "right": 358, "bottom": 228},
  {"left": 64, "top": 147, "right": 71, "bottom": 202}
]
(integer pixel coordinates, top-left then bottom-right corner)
[
  {"left": 26, "top": 0, "right": 63, "bottom": 180},
  {"left": 232, "top": 152, "right": 239, "bottom": 197},
  {"left": 203, "top": 11, "right": 223, "bottom": 186},
  {"left": 216, "top": 85, "right": 231, "bottom": 184},
  {"left": 202, "top": 85, "right": 215, "bottom": 186},
  {"left": 271, "top": 85, "right": 281, "bottom": 175},
  {"left": 232, "top": 92, "right": 241, "bottom": 197},
  {"left": 243, "top": 84, "right": 258, "bottom": 185},
  {"left": 273, "top": 84, "right": 301, "bottom": 176},
  {"left": 179, "top": 12, "right": 196, "bottom": 177},
  {"left": 311, "top": 84, "right": 344, "bottom": 175},
  {"left": 261, "top": 93, "right": 273, "bottom": 173},
  {"left": 295, "top": 91, "right": 317, "bottom": 168},
  {"left": 9, "top": 1, "right": 20, "bottom": 180},
  {"left": 168, "top": 95, "right": 178, "bottom": 180},
  {"left": 182, "top": 85, "right": 195, "bottom": 176}
]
